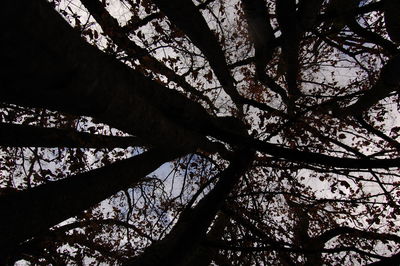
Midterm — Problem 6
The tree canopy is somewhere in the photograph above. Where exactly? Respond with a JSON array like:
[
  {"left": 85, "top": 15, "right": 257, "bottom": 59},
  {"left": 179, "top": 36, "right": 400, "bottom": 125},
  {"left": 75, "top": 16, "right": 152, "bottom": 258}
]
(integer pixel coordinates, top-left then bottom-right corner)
[{"left": 1, "top": 0, "right": 400, "bottom": 265}]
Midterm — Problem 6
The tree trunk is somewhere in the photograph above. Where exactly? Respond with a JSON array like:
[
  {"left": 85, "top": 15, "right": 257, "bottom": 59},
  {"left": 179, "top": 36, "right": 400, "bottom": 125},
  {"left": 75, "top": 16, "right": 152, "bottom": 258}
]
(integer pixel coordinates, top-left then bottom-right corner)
[
  {"left": 0, "top": 148, "right": 187, "bottom": 261},
  {"left": 1, "top": 0, "right": 211, "bottom": 150},
  {"left": 124, "top": 149, "right": 254, "bottom": 266}
]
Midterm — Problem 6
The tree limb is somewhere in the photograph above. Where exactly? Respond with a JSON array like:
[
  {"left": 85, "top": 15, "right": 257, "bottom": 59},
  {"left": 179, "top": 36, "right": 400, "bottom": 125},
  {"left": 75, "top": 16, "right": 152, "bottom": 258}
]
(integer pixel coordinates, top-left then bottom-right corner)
[
  {"left": 152, "top": 0, "right": 242, "bottom": 107},
  {"left": 339, "top": 55, "right": 400, "bottom": 116},
  {"left": 0, "top": 122, "right": 144, "bottom": 149},
  {"left": 0, "top": 148, "right": 187, "bottom": 259}
]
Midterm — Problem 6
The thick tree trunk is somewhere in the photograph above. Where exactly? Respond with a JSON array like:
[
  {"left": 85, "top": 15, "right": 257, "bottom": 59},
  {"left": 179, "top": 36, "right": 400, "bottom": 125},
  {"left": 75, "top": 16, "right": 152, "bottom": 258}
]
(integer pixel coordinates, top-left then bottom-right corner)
[
  {"left": 1, "top": 0, "right": 211, "bottom": 150},
  {"left": 124, "top": 149, "right": 254, "bottom": 266},
  {"left": 0, "top": 148, "right": 187, "bottom": 261}
]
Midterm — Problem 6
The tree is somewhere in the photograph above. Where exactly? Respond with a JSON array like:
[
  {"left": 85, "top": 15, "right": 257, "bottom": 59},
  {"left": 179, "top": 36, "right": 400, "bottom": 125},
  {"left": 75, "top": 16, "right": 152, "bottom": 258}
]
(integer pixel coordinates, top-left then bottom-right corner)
[{"left": 1, "top": 0, "right": 400, "bottom": 264}]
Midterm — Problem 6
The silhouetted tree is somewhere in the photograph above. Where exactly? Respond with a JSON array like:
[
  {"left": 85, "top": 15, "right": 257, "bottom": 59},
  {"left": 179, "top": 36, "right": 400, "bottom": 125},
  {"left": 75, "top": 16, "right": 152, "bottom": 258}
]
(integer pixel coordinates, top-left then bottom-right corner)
[{"left": 1, "top": 0, "right": 400, "bottom": 265}]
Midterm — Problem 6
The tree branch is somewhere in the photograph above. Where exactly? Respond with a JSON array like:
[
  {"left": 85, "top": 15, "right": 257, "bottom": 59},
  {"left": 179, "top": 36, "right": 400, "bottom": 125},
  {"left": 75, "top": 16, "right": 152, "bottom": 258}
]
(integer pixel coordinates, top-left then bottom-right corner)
[
  {"left": 0, "top": 148, "right": 187, "bottom": 259},
  {"left": 152, "top": 0, "right": 242, "bottom": 107},
  {"left": 241, "top": 0, "right": 275, "bottom": 80},
  {"left": 124, "top": 148, "right": 254, "bottom": 266},
  {"left": 339, "top": 55, "right": 400, "bottom": 116},
  {"left": 276, "top": 0, "right": 301, "bottom": 104},
  {"left": 315, "top": 226, "right": 400, "bottom": 244},
  {"left": 1, "top": 0, "right": 213, "bottom": 150},
  {"left": 0, "top": 122, "right": 144, "bottom": 149},
  {"left": 80, "top": 0, "right": 216, "bottom": 110}
]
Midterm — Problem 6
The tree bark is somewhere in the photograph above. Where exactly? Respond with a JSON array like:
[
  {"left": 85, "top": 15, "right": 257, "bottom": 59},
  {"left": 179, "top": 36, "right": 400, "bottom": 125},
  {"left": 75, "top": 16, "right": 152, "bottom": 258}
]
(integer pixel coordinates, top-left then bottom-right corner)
[
  {"left": 1, "top": 0, "right": 211, "bottom": 150},
  {"left": 124, "top": 149, "right": 254, "bottom": 266},
  {"left": 152, "top": 0, "right": 241, "bottom": 106},
  {"left": 79, "top": 0, "right": 215, "bottom": 110},
  {"left": 384, "top": 0, "right": 400, "bottom": 43},
  {"left": 0, "top": 148, "right": 187, "bottom": 261},
  {"left": 297, "top": 0, "right": 324, "bottom": 32},
  {"left": 241, "top": 0, "right": 276, "bottom": 81},
  {"left": 187, "top": 212, "right": 230, "bottom": 266},
  {"left": 276, "top": 0, "right": 301, "bottom": 100}
]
